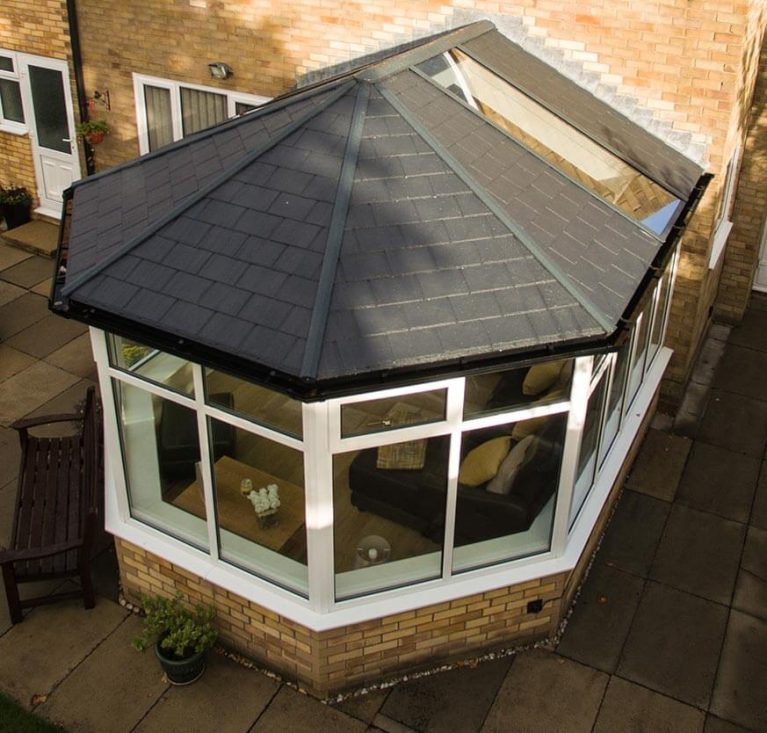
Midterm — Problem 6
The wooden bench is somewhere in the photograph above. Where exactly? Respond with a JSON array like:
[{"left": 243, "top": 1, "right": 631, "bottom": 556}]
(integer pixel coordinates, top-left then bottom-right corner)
[{"left": 0, "top": 387, "right": 100, "bottom": 624}]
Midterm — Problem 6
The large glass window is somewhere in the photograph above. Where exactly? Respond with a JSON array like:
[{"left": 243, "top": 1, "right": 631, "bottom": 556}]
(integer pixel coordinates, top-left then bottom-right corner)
[
  {"left": 334, "top": 436, "right": 447, "bottom": 600},
  {"left": 114, "top": 381, "right": 209, "bottom": 549},
  {"left": 0, "top": 52, "right": 25, "bottom": 129},
  {"left": 209, "top": 421, "right": 307, "bottom": 594},
  {"left": 570, "top": 370, "right": 608, "bottom": 526},
  {"left": 453, "top": 413, "right": 567, "bottom": 573},
  {"left": 205, "top": 368, "right": 303, "bottom": 438},
  {"left": 648, "top": 270, "right": 671, "bottom": 366},
  {"left": 108, "top": 334, "right": 193, "bottom": 396},
  {"left": 625, "top": 299, "right": 653, "bottom": 409},
  {"left": 599, "top": 339, "right": 632, "bottom": 467},
  {"left": 464, "top": 359, "right": 573, "bottom": 418},
  {"left": 341, "top": 389, "right": 447, "bottom": 438},
  {"left": 418, "top": 50, "right": 681, "bottom": 235}
]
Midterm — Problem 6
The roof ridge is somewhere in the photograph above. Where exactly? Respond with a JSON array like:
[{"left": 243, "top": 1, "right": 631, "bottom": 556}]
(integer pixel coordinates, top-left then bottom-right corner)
[
  {"left": 300, "top": 82, "right": 370, "bottom": 379},
  {"left": 68, "top": 78, "right": 353, "bottom": 194},
  {"left": 61, "top": 80, "right": 355, "bottom": 299},
  {"left": 377, "top": 81, "right": 614, "bottom": 333}
]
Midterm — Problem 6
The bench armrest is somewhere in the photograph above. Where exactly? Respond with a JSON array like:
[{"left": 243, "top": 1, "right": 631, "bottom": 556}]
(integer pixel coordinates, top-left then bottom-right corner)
[
  {"left": 11, "top": 413, "right": 84, "bottom": 431},
  {"left": 0, "top": 539, "right": 83, "bottom": 564}
]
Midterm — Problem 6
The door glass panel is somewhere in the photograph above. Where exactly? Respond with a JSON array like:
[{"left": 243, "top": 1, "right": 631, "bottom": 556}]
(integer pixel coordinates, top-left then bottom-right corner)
[
  {"left": 180, "top": 87, "right": 227, "bottom": 136},
  {"left": 144, "top": 85, "right": 174, "bottom": 151},
  {"left": 0, "top": 79, "right": 24, "bottom": 123},
  {"left": 0, "top": 56, "right": 13, "bottom": 72},
  {"left": 28, "top": 65, "right": 69, "bottom": 153}
]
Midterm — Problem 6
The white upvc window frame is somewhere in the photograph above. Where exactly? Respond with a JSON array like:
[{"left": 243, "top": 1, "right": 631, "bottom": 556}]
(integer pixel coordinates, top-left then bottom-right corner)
[
  {"left": 93, "top": 325, "right": 672, "bottom": 631},
  {"left": 0, "top": 49, "right": 28, "bottom": 135},
  {"left": 709, "top": 143, "right": 742, "bottom": 269},
  {"left": 132, "top": 73, "right": 270, "bottom": 154}
]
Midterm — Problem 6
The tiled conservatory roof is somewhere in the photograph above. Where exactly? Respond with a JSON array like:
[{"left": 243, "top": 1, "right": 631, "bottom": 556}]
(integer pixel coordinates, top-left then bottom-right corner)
[{"left": 54, "top": 20, "right": 705, "bottom": 390}]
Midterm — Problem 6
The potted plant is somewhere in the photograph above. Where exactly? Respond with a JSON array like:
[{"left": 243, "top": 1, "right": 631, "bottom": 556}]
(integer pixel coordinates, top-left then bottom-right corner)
[
  {"left": 0, "top": 184, "right": 33, "bottom": 230},
  {"left": 76, "top": 119, "right": 109, "bottom": 145},
  {"left": 132, "top": 594, "right": 217, "bottom": 685}
]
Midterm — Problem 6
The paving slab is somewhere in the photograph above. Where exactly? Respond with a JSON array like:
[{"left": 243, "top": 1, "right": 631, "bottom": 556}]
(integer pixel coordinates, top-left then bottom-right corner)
[
  {"left": 31, "top": 277, "right": 53, "bottom": 297},
  {"left": 134, "top": 651, "right": 279, "bottom": 733},
  {"left": 710, "top": 610, "right": 767, "bottom": 732},
  {"left": 0, "top": 279, "right": 25, "bottom": 307},
  {"left": 727, "top": 307, "right": 767, "bottom": 352},
  {"left": 5, "top": 313, "right": 87, "bottom": 359},
  {"left": 0, "top": 343, "right": 36, "bottom": 381},
  {"left": 625, "top": 429, "right": 691, "bottom": 501},
  {"left": 597, "top": 490, "right": 669, "bottom": 577},
  {"left": 593, "top": 676, "right": 704, "bottom": 733},
  {"left": 0, "top": 245, "right": 31, "bottom": 272},
  {"left": 0, "top": 425, "right": 21, "bottom": 486},
  {"left": 676, "top": 443, "right": 759, "bottom": 523},
  {"left": 480, "top": 650, "right": 607, "bottom": 733},
  {"left": 0, "top": 292, "right": 50, "bottom": 339},
  {"left": 380, "top": 657, "right": 511, "bottom": 732},
  {"left": 0, "top": 361, "right": 80, "bottom": 425},
  {"left": 37, "top": 614, "right": 166, "bottom": 733},
  {"left": 649, "top": 504, "right": 745, "bottom": 605},
  {"left": 697, "top": 389, "right": 767, "bottom": 458},
  {"left": 732, "top": 525, "right": 767, "bottom": 621},
  {"left": 0, "top": 221, "right": 58, "bottom": 257},
  {"left": 0, "top": 256, "right": 53, "bottom": 289},
  {"left": 44, "top": 332, "right": 97, "bottom": 379},
  {"left": 250, "top": 685, "right": 366, "bottom": 733},
  {"left": 690, "top": 336, "right": 728, "bottom": 388},
  {"left": 0, "top": 599, "right": 128, "bottom": 708},
  {"left": 751, "top": 462, "right": 767, "bottom": 531},
  {"left": 557, "top": 563, "right": 643, "bottom": 673},
  {"left": 617, "top": 582, "right": 728, "bottom": 708},
  {"left": 333, "top": 689, "right": 390, "bottom": 725},
  {"left": 712, "top": 344, "right": 767, "bottom": 402},
  {"left": 704, "top": 715, "right": 752, "bottom": 733}
]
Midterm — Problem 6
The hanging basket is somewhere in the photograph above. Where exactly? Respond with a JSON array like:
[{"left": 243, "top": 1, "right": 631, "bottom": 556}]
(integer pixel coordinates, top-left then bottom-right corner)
[{"left": 85, "top": 131, "right": 106, "bottom": 145}]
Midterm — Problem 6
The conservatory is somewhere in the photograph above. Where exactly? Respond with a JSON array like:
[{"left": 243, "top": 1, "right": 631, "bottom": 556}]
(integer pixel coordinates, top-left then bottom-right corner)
[{"left": 52, "top": 21, "right": 707, "bottom": 694}]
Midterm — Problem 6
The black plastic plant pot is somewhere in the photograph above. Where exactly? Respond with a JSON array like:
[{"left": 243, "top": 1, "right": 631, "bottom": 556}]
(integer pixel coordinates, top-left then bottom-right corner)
[
  {"left": 155, "top": 642, "right": 208, "bottom": 685},
  {"left": 2, "top": 202, "right": 32, "bottom": 230}
]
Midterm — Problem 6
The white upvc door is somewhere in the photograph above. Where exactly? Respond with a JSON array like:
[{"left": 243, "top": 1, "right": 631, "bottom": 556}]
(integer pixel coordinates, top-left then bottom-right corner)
[
  {"left": 754, "top": 221, "right": 767, "bottom": 293},
  {"left": 17, "top": 54, "right": 80, "bottom": 218}
]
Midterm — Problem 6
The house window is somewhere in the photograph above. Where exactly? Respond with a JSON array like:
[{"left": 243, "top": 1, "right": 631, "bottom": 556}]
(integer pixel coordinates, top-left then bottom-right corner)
[
  {"left": 0, "top": 51, "right": 26, "bottom": 132},
  {"left": 709, "top": 144, "right": 742, "bottom": 268},
  {"left": 133, "top": 74, "right": 269, "bottom": 153},
  {"left": 108, "top": 334, "right": 194, "bottom": 396}
]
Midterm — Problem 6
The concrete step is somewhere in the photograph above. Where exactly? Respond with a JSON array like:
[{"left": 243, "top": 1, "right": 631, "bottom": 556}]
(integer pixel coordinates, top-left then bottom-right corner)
[{"left": 0, "top": 219, "right": 59, "bottom": 258}]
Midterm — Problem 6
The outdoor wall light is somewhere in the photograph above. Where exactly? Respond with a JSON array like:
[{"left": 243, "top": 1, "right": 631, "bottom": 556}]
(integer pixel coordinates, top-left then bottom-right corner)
[{"left": 208, "top": 62, "right": 233, "bottom": 80}]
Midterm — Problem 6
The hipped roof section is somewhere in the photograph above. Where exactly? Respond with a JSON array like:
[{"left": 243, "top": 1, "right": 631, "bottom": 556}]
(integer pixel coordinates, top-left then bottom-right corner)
[{"left": 55, "top": 20, "right": 704, "bottom": 391}]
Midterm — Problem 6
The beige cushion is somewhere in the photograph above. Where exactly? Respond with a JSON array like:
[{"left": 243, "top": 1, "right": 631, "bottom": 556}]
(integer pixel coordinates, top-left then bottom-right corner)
[
  {"left": 523, "top": 360, "right": 567, "bottom": 396},
  {"left": 511, "top": 415, "right": 549, "bottom": 442},
  {"left": 458, "top": 437, "right": 512, "bottom": 487},
  {"left": 486, "top": 435, "right": 535, "bottom": 495}
]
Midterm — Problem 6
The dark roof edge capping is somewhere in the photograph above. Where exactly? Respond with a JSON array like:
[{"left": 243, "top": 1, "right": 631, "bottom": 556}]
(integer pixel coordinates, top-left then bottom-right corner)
[
  {"left": 60, "top": 81, "right": 355, "bottom": 300},
  {"left": 67, "top": 78, "right": 353, "bottom": 195},
  {"left": 377, "top": 82, "right": 614, "bottom": 334},
  {"left": 458, "top": 31, "right": 703, "bottom": 201},
  {"left": 300, "top": 82, "right": 370, "bottom": 379},
  {"left": 64, "top": 298, "right": 610, "bottom": 401}
]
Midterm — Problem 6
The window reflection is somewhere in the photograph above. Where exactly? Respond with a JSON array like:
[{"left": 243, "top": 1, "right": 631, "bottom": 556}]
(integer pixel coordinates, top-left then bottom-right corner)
[
  {"left": 418, "top": 50, "right": 680, "bottom": 234},
  {"left": 108, "top": 334, "right": 193, "bottom": 396}
]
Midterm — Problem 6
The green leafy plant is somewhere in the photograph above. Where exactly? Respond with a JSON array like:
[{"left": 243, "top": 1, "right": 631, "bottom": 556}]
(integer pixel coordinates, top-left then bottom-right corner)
[
  {"left": 132, "top": 594, "right": 217, "bottom": 660},
  {"left": 0, "top": 184, "right": 32, "bottom": 205},
  {"left": 75, "top": 119, "right": 109, "bottom": 136},
  {"left": 121, "top": 342, "right": 152, "bottom": 367}
]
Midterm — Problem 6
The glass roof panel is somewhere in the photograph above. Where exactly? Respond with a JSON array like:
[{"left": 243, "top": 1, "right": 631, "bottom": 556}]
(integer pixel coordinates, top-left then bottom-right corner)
[{"left": 417, "top": 50, "right": 681, "bottom": 236}]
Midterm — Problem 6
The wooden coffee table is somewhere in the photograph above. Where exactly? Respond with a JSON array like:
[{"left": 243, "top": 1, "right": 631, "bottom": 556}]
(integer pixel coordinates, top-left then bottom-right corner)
[{"left": 172, "top": 456, "right": 305, "bottom": 554}]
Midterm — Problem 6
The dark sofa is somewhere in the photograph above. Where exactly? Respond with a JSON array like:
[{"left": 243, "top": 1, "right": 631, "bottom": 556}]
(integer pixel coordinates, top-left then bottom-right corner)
[{"left": 348, "top": 368, "right": 566, "bottom": 545}]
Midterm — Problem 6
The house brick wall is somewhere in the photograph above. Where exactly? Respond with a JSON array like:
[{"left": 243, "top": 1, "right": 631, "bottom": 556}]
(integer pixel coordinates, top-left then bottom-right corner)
[
  {"left": 117, "top": 537, "right": 565, "bottom": 696},
  {"left": 715, "top": 38, "right": 767, "bottom": 321}
]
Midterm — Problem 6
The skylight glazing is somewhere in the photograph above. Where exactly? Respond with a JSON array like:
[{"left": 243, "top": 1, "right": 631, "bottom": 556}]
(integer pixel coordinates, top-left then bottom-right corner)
[{"left": 417, "top": 49, "right": 681, "bottom": 236}]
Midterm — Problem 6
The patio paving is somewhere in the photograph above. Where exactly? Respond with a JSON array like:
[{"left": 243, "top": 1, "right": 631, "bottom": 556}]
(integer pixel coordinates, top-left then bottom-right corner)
[{"left": 0, "top": 235, "right": 765, "bottom": 732}]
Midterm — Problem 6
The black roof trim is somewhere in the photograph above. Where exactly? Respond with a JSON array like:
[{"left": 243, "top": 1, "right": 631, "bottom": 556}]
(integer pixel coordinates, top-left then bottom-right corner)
[
  {"left": 300, "top": 82, "right": 369, "bottom": 378},
  {"left": 61, "top": 80, "right": 355, "bottom": 299},
  {"left": 378, "top": 80, "right": 614, "bottom": 333}
]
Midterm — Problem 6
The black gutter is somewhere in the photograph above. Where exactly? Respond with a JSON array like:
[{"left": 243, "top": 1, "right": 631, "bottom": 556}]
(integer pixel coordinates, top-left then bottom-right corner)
[{"left": 65, "top": 0, "right": 95, "bottom": 176}]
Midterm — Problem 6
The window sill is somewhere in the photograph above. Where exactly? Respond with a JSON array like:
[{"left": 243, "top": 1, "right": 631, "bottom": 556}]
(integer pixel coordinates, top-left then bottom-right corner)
[
  {"left": 0, "top": 121, "right": 28, "bottom": 136},
  {"left": 709, "top": 219, "right": 733, "bottom": 269}
]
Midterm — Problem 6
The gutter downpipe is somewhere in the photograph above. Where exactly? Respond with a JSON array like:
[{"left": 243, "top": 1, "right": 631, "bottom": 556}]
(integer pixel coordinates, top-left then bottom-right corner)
[{"left": 65, "top": 0, "right": 95, "bottom": 176}]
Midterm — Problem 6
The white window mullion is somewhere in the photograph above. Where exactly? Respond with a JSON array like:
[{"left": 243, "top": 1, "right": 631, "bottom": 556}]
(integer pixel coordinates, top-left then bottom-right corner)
[
  {"left": 192, "top": 364, "right": 220, "bottom": 560},
  {"left": 441, "top": 379, "right": 465, "bottom": 580},
  {"left": 550, "top": 355, "right": 592, "bottom": 556},
  {"left": 303, "top": 401, "right": 335, "bottom": 613}
]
